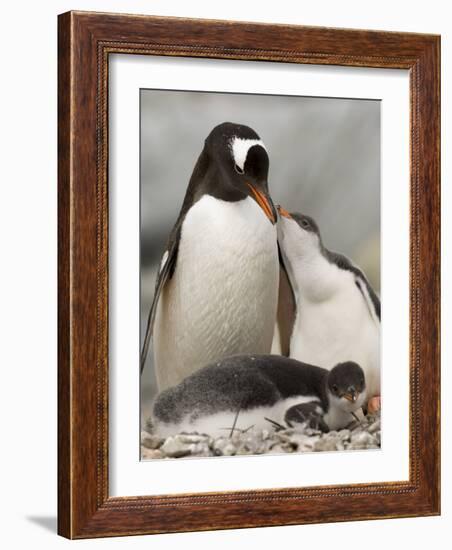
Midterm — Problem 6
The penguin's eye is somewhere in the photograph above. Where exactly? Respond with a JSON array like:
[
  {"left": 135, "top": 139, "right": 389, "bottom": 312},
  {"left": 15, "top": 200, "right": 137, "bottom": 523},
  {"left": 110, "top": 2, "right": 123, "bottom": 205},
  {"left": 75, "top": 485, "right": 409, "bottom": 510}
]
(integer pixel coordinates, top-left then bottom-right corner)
[
  {"left": 332, "top": 384, "right": 338, "bottom": 393},
  {"left": 301, "top": 219, "right": 310, "bottom": 229},
  {"left": 234, "top": 164, "right": 244, "bottom": 175}
]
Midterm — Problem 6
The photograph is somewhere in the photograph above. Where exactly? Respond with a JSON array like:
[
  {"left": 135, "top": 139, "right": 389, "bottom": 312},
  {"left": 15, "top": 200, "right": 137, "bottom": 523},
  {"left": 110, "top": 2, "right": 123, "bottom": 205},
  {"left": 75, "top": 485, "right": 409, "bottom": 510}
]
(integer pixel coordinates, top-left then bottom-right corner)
[
  {"left": 52, "top": 8, "right": 440, "bottom": 539},
  {"left": 139, "top": 89, "right": 381, "bottom": 460}
]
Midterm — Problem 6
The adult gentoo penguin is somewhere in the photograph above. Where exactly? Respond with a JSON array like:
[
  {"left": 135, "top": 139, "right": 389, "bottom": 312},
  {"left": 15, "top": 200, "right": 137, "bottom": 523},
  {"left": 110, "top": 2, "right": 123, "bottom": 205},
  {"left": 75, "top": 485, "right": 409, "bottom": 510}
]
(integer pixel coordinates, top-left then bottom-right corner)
[
  {"left": 277, "top": 208, "right": 380, "bottom": 412},
  {"left": 141, "top": 122, "right": 279, "bottom": 390},
  {"left": 152, "top": 354, "right": 367, "bottom": 437}
]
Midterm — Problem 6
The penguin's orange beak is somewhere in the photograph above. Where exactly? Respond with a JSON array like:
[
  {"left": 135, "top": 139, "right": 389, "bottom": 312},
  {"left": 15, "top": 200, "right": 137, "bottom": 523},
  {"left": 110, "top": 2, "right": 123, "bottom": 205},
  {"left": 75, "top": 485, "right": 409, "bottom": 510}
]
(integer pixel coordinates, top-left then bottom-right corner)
[
  {"left": 277, "top": 205, "right": 292, "bottom": 219},
  {"left": 343, "top": 391, "right": 358, "bottom": 403},
  {"left": 246, "top": 182, "right": 276, "bottom": 224}
]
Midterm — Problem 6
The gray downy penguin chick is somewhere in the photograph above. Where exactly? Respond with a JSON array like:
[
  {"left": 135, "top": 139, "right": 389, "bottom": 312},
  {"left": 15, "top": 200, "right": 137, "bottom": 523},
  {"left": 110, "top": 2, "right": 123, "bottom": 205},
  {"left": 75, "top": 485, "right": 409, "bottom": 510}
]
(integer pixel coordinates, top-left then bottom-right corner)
[
  {"left": 276, "top": 207, "right": 380, "bottom": 411},
  {"left": 141, "top": 123, "right": 279, "bottom": 391},
  {"left": 151, "top": 354, "right": 367, "bottom": 437}
]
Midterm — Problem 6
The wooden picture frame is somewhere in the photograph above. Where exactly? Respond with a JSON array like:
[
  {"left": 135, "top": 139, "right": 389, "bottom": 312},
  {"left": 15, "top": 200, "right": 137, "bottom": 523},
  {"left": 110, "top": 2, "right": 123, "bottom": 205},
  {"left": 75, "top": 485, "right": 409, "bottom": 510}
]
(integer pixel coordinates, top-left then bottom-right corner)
[{"left": 58, "top": 11, "right": 440, "bottom": 538}]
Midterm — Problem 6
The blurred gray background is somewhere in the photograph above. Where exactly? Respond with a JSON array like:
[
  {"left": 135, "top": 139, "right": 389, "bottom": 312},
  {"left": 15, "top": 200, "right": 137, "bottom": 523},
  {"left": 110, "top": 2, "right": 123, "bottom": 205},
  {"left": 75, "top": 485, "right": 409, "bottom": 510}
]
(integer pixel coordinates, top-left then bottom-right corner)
[{"left": 140, "top": 89, "right": 380, "bottom": 419}]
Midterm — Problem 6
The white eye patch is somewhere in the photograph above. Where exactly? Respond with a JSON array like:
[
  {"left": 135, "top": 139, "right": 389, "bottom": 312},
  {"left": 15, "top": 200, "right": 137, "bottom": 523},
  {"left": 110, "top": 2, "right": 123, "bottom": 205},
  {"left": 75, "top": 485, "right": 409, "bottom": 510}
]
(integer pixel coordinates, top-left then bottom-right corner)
[{"left": 230, "top": 137, "right": 266, "bottom": 171}]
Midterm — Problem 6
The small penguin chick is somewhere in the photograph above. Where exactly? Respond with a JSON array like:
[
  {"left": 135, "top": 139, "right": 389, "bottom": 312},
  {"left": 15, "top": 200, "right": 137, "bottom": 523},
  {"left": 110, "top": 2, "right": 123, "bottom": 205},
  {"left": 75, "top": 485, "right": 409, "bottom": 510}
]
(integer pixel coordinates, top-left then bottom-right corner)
[
  {"left": 284, "top": 362, "right": 367, "bottom": 432},
  {"left": 322, "top": 362, "right": 367, "bottom": 430},
  {"left": 276, "top": 206, "right": 380, "bottom": 410},
  {"left": 150, "top": 355, "right": 367, "bottom": 439}
]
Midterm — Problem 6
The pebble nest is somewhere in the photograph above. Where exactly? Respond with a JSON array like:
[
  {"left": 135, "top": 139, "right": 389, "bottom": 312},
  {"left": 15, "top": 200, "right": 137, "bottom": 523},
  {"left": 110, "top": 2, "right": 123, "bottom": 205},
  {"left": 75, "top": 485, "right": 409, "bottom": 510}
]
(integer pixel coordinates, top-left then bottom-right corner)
[{"left": 141, "top": 412, "right": 380, "bottom": 459}]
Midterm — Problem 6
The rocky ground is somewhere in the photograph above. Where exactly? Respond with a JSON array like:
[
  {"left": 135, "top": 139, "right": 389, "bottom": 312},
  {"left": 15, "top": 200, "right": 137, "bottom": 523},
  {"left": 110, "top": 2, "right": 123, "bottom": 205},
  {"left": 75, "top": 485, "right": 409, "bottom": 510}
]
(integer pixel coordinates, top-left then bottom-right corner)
[{"left": 141, "top": 412, "right": 380, "bottom": 459}]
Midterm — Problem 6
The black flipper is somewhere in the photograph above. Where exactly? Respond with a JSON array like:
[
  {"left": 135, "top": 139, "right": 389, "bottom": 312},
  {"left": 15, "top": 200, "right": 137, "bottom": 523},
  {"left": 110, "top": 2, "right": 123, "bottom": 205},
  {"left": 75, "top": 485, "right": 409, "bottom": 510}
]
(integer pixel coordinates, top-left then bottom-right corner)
[
  {"left": 324, "top": 249, "right": 380, "bottom": 322},
  {"left": 140, "top": 223, "right": 181, "bottom": 374}
]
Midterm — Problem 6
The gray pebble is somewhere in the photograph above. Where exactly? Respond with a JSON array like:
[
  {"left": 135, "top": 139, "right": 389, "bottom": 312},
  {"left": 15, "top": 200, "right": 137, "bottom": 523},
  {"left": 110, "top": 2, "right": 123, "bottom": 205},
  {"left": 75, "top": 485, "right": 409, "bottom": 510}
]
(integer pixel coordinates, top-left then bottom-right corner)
[
  {"left": 160, "top": 436, "right": 192, "bottom": 458},
  {"left": 270, "top": 443, "right": 293, "bottom": 454},
  {"left": 289, "top": 433, "right": 318, "bottom": 452},
  {"left": 141, "top": 432, "right": 164, "bottom": 449},
  {"left": 368, "top": 420, "right": 381, "bottom": 434},
  {"left": 178, "top": 433, "right": 210, "bottom": 444},
  {"left": 141, "top": 448, "right": 164, "bottom": 460},
  {"left": 142, "top": 412, "right": 381, "bottom": 458},
  {"left": 212, "top": 437, "right": 237, "bottom": 456},
  {"left": 314, "top": 437, "right": 339, "bottom": 452}
]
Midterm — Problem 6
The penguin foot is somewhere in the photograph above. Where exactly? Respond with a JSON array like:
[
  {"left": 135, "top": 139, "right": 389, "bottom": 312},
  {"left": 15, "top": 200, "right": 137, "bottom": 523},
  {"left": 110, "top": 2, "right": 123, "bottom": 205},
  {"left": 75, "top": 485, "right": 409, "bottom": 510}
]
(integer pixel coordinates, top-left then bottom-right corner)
[{"left": 367, "top": 396, "right": 381, "bottom": 414}]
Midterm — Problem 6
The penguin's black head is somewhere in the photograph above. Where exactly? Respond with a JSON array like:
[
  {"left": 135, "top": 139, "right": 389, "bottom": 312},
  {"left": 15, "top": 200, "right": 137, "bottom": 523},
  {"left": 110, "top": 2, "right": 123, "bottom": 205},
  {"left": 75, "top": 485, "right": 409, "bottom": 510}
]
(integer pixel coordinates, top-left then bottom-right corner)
[
  {"left": 276, "top": 208, "right": 324, "bottom": 266},
  {"left": 292, "top": 213, "right": 321, "bottom": 236},
  {"left": 279, "top": 211, "right": 322, "bottom": 239},
  {"left": 326, "top": 362, "right": 367, "bottom": 411},
  {"left": 201, "top": 122, "right": 276, "bottom": 223}
]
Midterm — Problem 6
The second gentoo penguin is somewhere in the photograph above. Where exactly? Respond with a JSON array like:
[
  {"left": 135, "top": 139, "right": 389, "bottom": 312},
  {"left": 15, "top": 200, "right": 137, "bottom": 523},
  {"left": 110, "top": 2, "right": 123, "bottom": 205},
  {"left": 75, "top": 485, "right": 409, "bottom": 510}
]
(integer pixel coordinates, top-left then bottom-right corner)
[
  {"left": 141, "top": 122, "right": 279, "bottom": 391},
  {"left": 152, "top": 354, "right": 367, "bottom": 437},
  {"left": 277, "top": 208, "right": 380, "bottom": 412}
]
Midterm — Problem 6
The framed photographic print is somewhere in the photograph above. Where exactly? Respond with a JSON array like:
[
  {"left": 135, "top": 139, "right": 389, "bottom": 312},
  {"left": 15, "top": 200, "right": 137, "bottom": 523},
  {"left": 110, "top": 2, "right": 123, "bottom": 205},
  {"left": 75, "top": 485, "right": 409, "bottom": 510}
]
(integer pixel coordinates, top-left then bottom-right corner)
[{"left": 58, "top": 11, "right": 440, "bottom": 538}]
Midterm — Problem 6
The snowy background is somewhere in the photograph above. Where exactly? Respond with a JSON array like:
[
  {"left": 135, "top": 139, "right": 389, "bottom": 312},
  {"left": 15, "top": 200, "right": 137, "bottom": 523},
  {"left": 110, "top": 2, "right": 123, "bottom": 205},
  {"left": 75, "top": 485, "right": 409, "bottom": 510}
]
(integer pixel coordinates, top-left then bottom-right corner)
[{"left": 140, "top": 90, "right": 381, "bottom": 416}]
